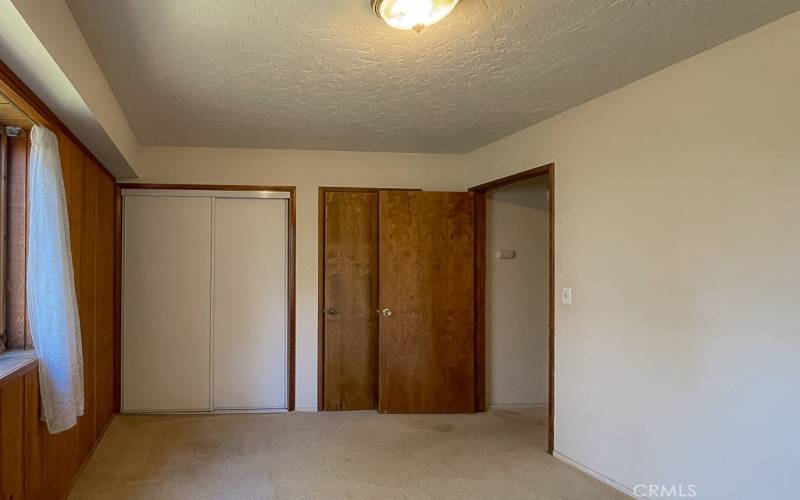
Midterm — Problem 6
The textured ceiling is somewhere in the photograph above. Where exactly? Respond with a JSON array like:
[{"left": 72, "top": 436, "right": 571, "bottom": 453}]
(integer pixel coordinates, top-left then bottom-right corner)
[{"left": 66, "top": 0, "right": 800, "bottom": 153}]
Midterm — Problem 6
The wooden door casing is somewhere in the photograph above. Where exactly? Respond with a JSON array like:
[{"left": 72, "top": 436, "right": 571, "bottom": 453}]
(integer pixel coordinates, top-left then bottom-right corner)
[
  {"left": 378, "top": 191, "right": 476, "bottom": 413},
  {"left": 469, "top": 163, "right": 556, "bottom": 453},
  {"left": 323, "top": 191, "right": 379, "bottom": 410}
]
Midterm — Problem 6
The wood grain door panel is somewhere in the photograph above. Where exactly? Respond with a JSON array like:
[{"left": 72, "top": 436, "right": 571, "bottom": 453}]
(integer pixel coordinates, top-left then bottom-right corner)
[
  {"left": 378, "top": 191, "right": 475, "bottom": 413},
  {"left": 323, "top": 192, "right": 379, "bottom": 410}
]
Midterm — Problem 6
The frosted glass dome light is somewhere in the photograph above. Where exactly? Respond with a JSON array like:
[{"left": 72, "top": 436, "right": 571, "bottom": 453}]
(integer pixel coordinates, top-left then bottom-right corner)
[{"left": 371, "top": 0, "right": 460, "bottom": 32}]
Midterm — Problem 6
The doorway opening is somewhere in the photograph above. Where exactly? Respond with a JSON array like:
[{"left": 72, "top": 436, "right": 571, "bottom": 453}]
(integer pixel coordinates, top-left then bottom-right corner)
[{"left": 470, "top": 163, "right": 555, "bottom": 454}]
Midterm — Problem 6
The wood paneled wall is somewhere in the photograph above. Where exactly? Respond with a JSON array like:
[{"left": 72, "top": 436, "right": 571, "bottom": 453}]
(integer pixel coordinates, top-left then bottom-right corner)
[
  {"left": 0, "top": 61, "right": 118, "bottom": 500},
  {"left": 1, "top": 366, "right": 43, "bottom": 500}
]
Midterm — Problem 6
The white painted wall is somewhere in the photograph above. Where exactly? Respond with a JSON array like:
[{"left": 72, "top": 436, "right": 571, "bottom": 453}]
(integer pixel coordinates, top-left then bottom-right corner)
[
  {"left": 486, "top": 177, "right": 549, "bottom": 408},
  {"left": 129, "top": 147, "right": 463, "bottom": 410},
  {"left": 464, "top": 12, "right": 800, "bottom": 500}
]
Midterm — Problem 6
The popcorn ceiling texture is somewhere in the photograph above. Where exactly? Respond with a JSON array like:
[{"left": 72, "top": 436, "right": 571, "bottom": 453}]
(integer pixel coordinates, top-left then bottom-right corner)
[{"left": 66, "top": 0, "right": 800, "bottom": 153}]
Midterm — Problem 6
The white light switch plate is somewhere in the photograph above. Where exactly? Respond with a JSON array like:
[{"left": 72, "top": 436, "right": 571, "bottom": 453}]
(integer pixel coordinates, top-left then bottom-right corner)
[
  {"left": 495, "top": 249, "right": 516, "bottom": 260},
  {"left": 561, "top": 287, "right": 573, "bottom": 306}
]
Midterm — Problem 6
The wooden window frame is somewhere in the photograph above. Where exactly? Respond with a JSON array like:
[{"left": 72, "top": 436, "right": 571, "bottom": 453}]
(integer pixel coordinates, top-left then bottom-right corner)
[
  {"left": 0, "top": 127, "right": 6, "bottom": 351},
  {"left": 0, "top": 123, "right": 31, "bottom": 353}
]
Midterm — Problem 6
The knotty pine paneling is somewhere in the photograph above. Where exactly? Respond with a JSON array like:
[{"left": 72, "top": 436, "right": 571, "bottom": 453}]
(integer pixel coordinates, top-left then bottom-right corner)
[{"left": 0, "top": 59, "right": 118, "bottom": 500}]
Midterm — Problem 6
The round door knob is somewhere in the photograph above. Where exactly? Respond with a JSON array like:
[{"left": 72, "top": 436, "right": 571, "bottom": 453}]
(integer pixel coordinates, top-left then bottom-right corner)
[{"left": 380, "top": 308, "right": 393, "bottom": 317}]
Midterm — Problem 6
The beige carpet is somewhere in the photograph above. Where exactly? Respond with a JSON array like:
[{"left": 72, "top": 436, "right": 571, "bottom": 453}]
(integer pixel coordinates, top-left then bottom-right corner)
[{"left": 69, "top": 408, "right": 628, "bottom": 500}]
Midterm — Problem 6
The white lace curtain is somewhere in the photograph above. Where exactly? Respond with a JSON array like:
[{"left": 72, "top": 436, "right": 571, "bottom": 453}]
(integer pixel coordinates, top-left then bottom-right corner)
[{"left": 27, "top": 125, "right": 84, "bottom": 434}]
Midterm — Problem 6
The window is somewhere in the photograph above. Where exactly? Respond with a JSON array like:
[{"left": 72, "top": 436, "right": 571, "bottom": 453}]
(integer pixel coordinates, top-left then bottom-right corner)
[
  {"left": 0, "top": 127, "right": 5, "bottom": 352},
  {"left": 0, "top": 90, "right": 34, "bottom": 352}
]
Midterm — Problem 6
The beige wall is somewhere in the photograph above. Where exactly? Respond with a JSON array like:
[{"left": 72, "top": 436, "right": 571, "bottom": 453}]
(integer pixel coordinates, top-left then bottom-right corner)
[
  {"left": 486, "top": 176, "right": 549, "bottom": 407},
  {"left": 464, "top": 12, "right": 800, "bottom": 500},
  {"left": 129, "top": 147, "right": 464, "bottom": 410}
]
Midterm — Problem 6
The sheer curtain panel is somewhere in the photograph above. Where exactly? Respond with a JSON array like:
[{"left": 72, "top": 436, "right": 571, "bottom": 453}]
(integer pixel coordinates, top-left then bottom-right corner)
[{"left": 26, "top": 125, "right": 84, "bottom": 433}]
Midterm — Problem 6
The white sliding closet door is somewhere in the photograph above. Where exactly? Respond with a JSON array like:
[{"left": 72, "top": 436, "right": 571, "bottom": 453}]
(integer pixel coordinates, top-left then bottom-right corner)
[
  {"left": 213, "top": 198, "right": 288, "bottom": 409},
  {"left": 123, "top": 196, "right": 212, "bottom": 412}
]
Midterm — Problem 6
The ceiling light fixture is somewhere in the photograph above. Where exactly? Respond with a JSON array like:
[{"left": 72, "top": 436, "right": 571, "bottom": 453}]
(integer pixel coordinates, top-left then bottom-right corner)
[{"left": 371, "top": 0, "right": 460, "bottom": 33}]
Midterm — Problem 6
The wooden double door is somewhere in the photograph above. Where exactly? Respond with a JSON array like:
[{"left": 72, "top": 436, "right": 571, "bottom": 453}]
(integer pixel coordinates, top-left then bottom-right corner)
[{"left": 321, "top": 190, "right": 475, "bottom": 413}]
